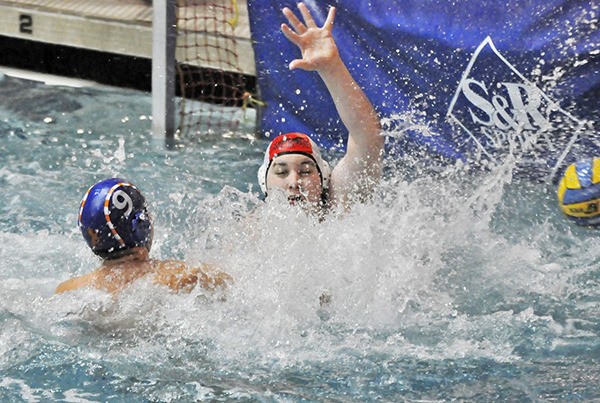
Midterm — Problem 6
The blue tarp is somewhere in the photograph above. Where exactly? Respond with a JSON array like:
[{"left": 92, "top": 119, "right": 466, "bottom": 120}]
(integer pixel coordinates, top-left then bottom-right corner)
[{"left": 247, "top": 0, "right": 599, "bottom": 181}]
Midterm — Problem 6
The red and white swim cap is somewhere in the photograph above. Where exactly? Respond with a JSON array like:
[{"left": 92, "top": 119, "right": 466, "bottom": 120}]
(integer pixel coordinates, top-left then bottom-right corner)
[{"left": 257, "top": 132, "right": 331, "bottom": 195}]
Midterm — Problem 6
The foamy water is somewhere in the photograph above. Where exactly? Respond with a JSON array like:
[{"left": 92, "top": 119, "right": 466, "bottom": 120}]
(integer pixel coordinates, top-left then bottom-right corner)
[{"left": 1, "top": 73, "right": 599, "bottom": 401}]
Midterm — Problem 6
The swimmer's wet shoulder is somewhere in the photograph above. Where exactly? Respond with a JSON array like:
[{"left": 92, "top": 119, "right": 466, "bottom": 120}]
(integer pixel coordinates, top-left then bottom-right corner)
[
  {"left": 56, "top": 257, "right": 230, "bottom": 295},
  {"left": 55, "top": 272, "right": 97, "bottom": 294}
]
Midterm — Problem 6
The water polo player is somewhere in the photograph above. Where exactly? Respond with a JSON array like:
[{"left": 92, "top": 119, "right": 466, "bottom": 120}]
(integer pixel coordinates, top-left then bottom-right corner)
[
  {"left": 257, "top": 3, "right": 383, "bottom": 213},
  {"left": 56, "top": 178, "right": 230, "bottom": 294}
]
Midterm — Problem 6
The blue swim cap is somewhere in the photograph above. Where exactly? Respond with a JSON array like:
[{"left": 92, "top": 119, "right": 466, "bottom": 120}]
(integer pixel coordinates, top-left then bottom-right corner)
[
  {"left": 557, "top": 158, "right": 600, "bottom": 227},
  {"left": 78, "top": 178, "right": 153, "bottom": 259}
]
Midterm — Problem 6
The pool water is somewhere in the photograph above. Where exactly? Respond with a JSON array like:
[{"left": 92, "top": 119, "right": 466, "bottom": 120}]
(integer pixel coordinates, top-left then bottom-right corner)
[{"left": 1, "top": 72, "right": 599, "bottom": 401}]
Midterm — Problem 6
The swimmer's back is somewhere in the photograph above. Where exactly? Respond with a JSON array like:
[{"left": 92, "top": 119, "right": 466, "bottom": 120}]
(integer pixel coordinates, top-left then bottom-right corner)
[{"left": 55, "top": 259, "right": 230, "bottom": 295}]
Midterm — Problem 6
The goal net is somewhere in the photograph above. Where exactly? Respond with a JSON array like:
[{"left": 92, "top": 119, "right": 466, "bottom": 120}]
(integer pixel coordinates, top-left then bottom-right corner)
[{"left": 175, "top": 0, "right": 259, "bottom": 138}]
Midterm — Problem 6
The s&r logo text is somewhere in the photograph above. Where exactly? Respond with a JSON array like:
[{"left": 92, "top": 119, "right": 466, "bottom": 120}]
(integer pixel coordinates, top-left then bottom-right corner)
[{"left": 447, "top": 36, "right": 581, "bottom": 163}]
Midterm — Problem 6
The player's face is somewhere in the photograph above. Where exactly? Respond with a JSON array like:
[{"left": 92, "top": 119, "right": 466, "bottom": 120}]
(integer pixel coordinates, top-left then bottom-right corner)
[{"left": 266, "top": 154, "right": 323, "bottom": 207}]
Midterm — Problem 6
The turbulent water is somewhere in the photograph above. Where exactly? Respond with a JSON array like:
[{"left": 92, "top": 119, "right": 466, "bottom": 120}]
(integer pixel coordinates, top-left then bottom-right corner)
[{"left": 0, "top": 73, "right": 599, "bottom": 401}]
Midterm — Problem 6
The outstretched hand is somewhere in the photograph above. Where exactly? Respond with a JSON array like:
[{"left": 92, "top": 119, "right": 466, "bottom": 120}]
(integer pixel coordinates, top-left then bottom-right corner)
[{"left": 281, "top": 3, "right": 339, "bottom": 72}]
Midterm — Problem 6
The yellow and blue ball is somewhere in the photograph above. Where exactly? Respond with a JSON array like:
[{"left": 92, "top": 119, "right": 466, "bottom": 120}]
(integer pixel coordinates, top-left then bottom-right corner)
[{"left": 557, "top": 158, "right": 600, "bottom": 227}]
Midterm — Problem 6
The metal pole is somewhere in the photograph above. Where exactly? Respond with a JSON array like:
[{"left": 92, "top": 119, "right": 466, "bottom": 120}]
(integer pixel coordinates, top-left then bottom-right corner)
[{"left": 152, "top": 0, "right": 177, "bottom": 147}]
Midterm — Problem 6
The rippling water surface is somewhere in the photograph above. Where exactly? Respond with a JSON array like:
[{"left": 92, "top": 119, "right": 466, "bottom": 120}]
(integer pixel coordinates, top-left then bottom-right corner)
[{"left": 0, "top": 72, "right": 599, "bottom": 401}]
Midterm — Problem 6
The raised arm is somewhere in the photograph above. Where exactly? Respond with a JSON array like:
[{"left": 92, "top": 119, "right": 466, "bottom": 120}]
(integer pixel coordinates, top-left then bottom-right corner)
[{"left": 281, "top": 3, "right": 383, "bottom": 206}]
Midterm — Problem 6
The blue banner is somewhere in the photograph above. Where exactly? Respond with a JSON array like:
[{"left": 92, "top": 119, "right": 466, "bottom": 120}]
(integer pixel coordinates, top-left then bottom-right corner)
[{"left": 247, "top": 0, "right": 599, "bottom": 181}]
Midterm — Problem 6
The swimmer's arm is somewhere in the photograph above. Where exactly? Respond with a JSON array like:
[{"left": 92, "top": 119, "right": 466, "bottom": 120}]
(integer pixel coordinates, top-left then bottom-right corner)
[
  {"left": 322, "top": 57, "right": 383, "bottom": 205},
  {"left": 194, "top": 267, "right": 232, "bottom": 291},
  {"left": 281, "top": 3, "right": 383, "bottom": 204},
  {"left": 153, "top": 261, "right": 232, "bottom": 293}
]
